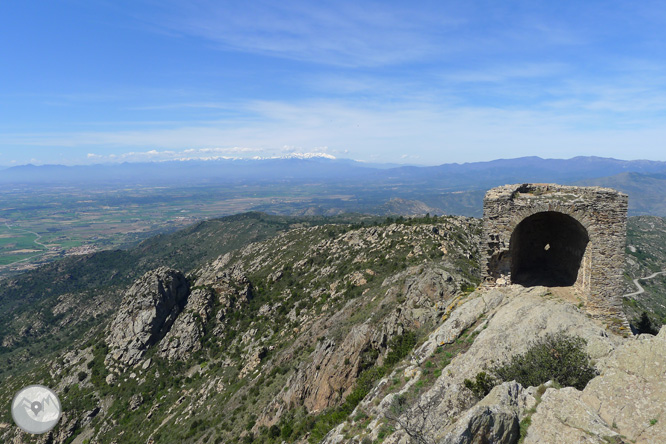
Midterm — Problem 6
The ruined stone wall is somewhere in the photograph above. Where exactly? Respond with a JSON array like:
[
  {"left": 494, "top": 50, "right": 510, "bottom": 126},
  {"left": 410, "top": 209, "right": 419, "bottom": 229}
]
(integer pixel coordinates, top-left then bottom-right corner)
[{"left": 482, "top": 184, "right": 628, "bottom": 320}]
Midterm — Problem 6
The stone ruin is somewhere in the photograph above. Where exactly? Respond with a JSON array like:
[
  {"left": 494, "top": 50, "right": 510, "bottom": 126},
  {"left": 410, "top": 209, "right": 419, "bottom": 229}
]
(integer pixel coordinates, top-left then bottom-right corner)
[{"left": 482, "top": 183, "right": 628, "bottom": 321}]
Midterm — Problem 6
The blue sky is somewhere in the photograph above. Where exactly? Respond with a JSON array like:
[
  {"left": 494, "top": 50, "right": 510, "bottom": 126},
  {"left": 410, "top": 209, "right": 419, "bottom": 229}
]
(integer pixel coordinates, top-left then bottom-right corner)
[{"left": 1, "top": 0, "right": 665, "bottom": 166}]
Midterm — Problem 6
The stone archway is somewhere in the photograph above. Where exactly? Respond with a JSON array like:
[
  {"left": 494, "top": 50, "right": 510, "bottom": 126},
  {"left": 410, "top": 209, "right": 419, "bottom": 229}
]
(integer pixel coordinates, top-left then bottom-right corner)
[
  {"left": 483, "top": 184, "right": 628, "bottom": 321},
  {"left": 509, "top": 211, "right": 589, "bottom": 287}
]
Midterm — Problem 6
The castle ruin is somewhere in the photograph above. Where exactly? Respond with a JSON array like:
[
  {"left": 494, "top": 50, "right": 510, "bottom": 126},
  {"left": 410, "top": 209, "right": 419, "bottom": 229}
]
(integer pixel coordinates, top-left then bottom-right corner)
[{"left": 482, "top": 183, "right": 628, "bottom": 320}]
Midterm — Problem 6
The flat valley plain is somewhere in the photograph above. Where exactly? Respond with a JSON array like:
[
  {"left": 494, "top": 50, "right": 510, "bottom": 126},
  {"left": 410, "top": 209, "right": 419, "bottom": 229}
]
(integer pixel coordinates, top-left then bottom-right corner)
[
  {"left": 0, "top": 183, "right": 362, "bottom": 277},
  {"left": 4, "top": 155, "right": 666, "bottom": 279}
]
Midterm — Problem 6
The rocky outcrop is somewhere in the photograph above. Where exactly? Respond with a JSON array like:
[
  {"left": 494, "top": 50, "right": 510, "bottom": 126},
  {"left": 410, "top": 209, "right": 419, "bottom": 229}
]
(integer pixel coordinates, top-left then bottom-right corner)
[
  {"left": 194, "top": 262, "right": 252, "bottom": 323},
  {"left": 37, "top": 412, "right": 78, "bottom": 444},
  {"left": 283, "top": 323, "right": 374, "bottom": 413},
  {"left": 440, "top": 382, "right": 535, "bottom": 444},
  {"left": 414, "top": 288, "right": 505, "bottom": 361},
  {"left": 323, "top": 285, "right": 666, "bottom": 444},
  {"left": 105, "top": 267, "right": 189, "bottom": 368},
  {"left": 393, "top": 266, "right": 462, "bottom": 327},
  {"left": 323, "top": 285, "right": 623, "bottom": 444},
  {"left": 406, "top": 286, "right": 619, "bottom": 441},
  {"left": 129, "top": 393, "right": 144, "bottom": 411},
  {"left": 524, "top": 327, "right": 666, "bottom": 444},
  {"left": 158, "top": 288, "right": 214, "bottom": 361},
  {"left": 239, "top": 346, "right": 267, "bottom": 378},
  {"left": 278, "top": 263, "right": 465, "bottom": 416},
  {"left": 442, "top": 405, "right": 519, "bottom": 444}
]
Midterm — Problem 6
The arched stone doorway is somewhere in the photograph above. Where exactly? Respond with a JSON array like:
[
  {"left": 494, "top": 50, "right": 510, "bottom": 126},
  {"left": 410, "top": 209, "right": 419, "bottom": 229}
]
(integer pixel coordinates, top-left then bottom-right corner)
[
  {"left": 510, "top": 211, "right": 589, "bottom": 287},
  {"left": 483, "top": 184, "right": 628, "bottom": 322}
]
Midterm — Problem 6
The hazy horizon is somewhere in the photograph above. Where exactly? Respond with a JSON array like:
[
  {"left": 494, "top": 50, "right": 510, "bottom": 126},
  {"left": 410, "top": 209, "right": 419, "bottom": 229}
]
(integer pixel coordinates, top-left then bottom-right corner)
[{"left": 3, "top": 154, "right": 666, "bottom": 169}]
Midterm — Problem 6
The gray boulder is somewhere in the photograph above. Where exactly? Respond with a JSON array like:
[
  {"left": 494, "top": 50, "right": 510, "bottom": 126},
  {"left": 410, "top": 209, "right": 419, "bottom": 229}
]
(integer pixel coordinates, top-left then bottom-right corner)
[
  {"left": 158, "top": 288, "right": 214, "bottom": 361},
  {"left": 105, "top": 267, "right": 189, "bottom": 368},
  {"left": 439, "top": 382, "right": 533, "bottom": 444},
  {"left": 441, "top": 405, "right": 519, "bottom": 444}
]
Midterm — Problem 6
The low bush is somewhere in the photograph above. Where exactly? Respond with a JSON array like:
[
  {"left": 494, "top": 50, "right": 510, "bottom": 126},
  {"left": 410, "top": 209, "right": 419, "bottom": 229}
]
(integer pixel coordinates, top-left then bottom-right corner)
[
  {"left": 635, "top": 311, "right": 659, "bottom": 335},
  {"left": 465, "top": 333, "right": 597, "bottom": 398},
  {"left": 494, "top": 333, "right": 597, "bottom": 390},
  {"left": 463, "top": 371, "right": 496, "bottom": 398}
]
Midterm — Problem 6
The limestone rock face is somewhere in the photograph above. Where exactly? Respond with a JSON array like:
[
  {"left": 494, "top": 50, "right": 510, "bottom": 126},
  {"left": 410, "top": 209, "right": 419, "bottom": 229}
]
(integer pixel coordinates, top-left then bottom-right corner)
[
  {"left": 380, "top": 265, "right": 464, "bottom": 332},
  {"left": 477, "top": 381, "right": 537, "bottom": 417},
  {"left": 194, "top": 262, "right": 253, "bottom": 322},
  {"left": 524, "top": 327, "right": 666, "bottom": 444},
  {"left": 342, "top": 287, "right": 661, "bottom": 444},
  {"left": 326, "top": 286, "right": 621, "bottom": 444},
  {"left": 239, "top": 346, "right": 267, "bottom": 378},
  {"left": 38, "top": 412, "right": 78, "bottom": 444},
  {"left": 412, "top": 286, "right": 619, "bottom": 441},
  {"left": 158, "top": 288, "right": 214, "bottom": 361},
  {"left": 440, "top": 382, "right": 535, "bottom": 444},
  {"left": 441, "top": 404, "right": 519, "bottom": 444},
  {"left": 283, "top": 323, "right": 374, "bottom": 413},
  {"left": 105, "top": 267, "right": 189, "bottom": 368},
  {"left": 414, "top": 288, "right": 505, "bottom": 361}
]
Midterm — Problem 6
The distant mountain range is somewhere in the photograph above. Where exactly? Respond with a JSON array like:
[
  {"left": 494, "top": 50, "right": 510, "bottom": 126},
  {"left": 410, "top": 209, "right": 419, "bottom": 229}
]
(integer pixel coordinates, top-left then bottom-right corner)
[
  {"left": 2, "top": 155, "right": 665, "bottom": 187},
  {"left": 3, "top": 156, "right": 666, "bottom": 216},
  {"left": 0, "top": 157, "right": 377, "bottom": 185},
  {"left": 577, "top": 171, "right": 666, "bottom": 216}
]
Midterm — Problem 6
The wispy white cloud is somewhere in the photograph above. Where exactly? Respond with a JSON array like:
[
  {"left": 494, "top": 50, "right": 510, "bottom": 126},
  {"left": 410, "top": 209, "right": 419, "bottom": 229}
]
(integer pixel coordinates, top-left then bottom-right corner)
[
  {"left": 84, "top": 146, "right": 336, "bottom": 163},
  {"left": 7, "top": 96, "right": 666, "bottom": 164},
  {"left": 540, "top": 71, "right": 666, "bottom": 116},
  {"left": 441, "top": 62, "right": 570, "bottom": 84},
  {"left": 130, "top": 102, "right": 232, "bottom": 111},
  {"left": 147, "top": 1, "right": 463, "bottom": 67},
  {"left": 142, "top": 1, "right": 601, "bottom": 70}
]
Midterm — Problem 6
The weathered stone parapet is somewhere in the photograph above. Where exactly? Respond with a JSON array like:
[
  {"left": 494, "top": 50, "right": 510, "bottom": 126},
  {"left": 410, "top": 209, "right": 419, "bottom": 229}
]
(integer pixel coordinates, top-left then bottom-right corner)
[{"left": 482, "top": 183, "right": 628, "bottom": 323}]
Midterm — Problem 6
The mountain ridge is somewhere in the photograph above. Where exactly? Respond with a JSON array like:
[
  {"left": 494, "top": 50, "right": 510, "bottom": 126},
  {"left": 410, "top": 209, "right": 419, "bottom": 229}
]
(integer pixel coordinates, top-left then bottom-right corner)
[
  {"left": 3, "top": 156, "right": 666, "bottom": 188},
  {"left": 0, "top": 212, "right": 664, "bottom": 443}
]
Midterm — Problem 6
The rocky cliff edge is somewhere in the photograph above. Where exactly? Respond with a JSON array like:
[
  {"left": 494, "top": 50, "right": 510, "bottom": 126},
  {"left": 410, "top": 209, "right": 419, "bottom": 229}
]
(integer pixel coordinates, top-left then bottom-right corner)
[{"left": 323, "top": 284, "right": 665, "bottom": 444}]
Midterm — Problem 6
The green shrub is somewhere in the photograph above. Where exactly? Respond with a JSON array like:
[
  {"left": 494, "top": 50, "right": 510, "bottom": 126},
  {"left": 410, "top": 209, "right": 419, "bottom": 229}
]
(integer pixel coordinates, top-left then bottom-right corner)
[
  {"left": 464, "top": 333, "right": 597, "bottom": 399},
  {"left": 245, "top": 414, "right": 257, "bottom": 431},
  {"left": 385, "top": 331, "right": 417, "bottom": 366},
  {"left": 463, "top": 371, "right": 496, "bottom": 398},
  {"left": 492, "top": 333, "right": 597, "bottom": 391},
  {"left": 280, "top": 422, "right": 293, "bottom": 440},
  {"left": 268, "top": 424, "right": 280, "bottom": 438},
  {"left": 635, "top": 311, "right": 659, "bottom": 335}
]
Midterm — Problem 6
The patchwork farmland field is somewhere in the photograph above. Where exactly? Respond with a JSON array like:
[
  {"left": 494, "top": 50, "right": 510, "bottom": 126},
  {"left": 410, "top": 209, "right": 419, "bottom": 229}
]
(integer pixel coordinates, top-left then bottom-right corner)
[{"left": 0, "top": 183, "right": 354, "bottom": 278}]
